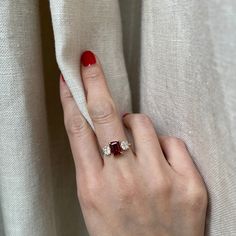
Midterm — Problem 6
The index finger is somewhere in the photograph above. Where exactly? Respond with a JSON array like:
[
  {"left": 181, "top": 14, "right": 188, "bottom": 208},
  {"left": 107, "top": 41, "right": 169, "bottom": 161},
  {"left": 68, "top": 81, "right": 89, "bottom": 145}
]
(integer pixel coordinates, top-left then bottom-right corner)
[{"left": 59, "top": 74, "right": 103, "bottom": 175}]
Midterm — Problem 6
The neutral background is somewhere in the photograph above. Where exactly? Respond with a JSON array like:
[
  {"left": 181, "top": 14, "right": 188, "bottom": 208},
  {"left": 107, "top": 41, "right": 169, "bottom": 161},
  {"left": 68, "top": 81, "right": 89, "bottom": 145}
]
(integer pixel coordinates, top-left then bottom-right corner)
[{"left": 0, "top": 0, "right": 235, "bottom": 235}]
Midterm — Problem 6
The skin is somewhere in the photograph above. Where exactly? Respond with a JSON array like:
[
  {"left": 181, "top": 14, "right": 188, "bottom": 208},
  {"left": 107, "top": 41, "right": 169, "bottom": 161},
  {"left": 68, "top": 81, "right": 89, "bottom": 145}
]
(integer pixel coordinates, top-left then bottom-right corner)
[{"left": 59, "top": 52, "right": 208, "bottom": 236}]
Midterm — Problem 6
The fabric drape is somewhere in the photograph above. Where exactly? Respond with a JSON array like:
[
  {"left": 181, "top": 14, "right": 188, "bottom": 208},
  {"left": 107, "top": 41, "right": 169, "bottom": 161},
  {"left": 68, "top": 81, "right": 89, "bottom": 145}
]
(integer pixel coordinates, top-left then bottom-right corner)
[{"left": 0, "top": 0, "right": 235, "bottom": 235}]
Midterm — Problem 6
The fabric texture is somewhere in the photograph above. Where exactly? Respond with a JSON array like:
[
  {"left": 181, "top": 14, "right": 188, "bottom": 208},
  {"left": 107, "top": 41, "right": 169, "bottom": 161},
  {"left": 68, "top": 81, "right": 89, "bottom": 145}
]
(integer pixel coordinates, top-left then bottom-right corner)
[{"left": 0, "top": 0, "right": 236, "bottom": 235}]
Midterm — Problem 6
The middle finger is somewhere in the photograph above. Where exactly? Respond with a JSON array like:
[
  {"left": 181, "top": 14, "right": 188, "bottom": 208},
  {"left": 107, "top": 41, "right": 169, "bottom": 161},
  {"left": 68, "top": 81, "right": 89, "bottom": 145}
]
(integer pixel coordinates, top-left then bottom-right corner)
[{"left": 80, "top": 50, "right": 134, "bottom": 164}]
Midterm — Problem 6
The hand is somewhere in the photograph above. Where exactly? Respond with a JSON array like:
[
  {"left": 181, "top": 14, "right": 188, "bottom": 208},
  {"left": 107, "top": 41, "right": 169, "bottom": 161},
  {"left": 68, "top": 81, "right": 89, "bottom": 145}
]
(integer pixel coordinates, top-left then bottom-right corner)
[{"left": 59, "top": 51, "right": 208, "bottom": 236}]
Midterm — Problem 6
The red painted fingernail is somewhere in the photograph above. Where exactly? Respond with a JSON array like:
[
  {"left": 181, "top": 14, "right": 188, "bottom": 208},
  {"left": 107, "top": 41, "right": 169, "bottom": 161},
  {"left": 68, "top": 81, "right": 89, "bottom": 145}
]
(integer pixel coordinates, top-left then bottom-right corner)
[
  {"left": 122, "top": 113, "right": 130, "bottom": 118},
  {"left": 60, "top": 74, "right": 65, "bottom": 82},
  {"left": 81, "top": 50, "right": 96, "bottom": 67}
]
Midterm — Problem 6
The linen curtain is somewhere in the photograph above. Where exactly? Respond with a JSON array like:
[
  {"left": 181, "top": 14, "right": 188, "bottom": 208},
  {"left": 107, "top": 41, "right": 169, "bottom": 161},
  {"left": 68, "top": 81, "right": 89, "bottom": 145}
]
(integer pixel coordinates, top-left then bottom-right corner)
[{"left": 0, "top": 0, "right": 235, "bottom": 235}]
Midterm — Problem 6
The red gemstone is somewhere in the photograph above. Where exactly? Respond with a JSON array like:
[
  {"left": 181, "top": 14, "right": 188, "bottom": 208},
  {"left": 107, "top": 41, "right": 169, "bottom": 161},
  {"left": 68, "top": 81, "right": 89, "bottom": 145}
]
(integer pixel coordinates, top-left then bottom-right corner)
[{"left": 109, "top": 141, "right": 122, "bottom": 156}]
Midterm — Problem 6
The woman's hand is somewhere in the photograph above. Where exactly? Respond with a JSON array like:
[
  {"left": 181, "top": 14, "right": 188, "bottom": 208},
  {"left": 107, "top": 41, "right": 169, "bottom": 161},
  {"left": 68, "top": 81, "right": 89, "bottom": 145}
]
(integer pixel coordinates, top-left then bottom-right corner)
[{"left": 59, "top": 51, "right": 208, "bottom": 236}]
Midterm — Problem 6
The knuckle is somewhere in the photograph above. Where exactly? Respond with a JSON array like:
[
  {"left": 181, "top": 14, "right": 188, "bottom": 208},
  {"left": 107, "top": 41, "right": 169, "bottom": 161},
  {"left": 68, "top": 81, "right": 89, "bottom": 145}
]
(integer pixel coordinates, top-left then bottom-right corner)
[
  {"left": 88, "top": 98, "right": 116, "bottom": 124},
  {"left": 184, "top": 183, "right": 208, "bottom": 211},
  {"left": 188, "top": 190, "right": 208, "bottom": 211},
  {"left": 83, "top": 66, "right": 103, "bottom": 81},
  {"left": 61, "top": 88, "right": 73, "bottom": 100},
  {"left": 166, "top": 136, "right": 186, "bottom": 147},
  {"left": 65, "top": 110, "right": 89, "bottom": 137},
  {"left": 133, "top": 114, "right": 155, "bottom": 143},
  {"left": 135, "top": 113, "right": 152, "bottom": 126}
]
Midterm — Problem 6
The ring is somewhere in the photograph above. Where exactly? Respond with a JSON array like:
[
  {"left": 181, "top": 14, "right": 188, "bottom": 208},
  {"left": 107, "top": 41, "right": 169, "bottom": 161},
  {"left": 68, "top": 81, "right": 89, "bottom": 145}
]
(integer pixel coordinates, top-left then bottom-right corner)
[{"left": 102, "top": 140, "right": 131, "bottom": 157}]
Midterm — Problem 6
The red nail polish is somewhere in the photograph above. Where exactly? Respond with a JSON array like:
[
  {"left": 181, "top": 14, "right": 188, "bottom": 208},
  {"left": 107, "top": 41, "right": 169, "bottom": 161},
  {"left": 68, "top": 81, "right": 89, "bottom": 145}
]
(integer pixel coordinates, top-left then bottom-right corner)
[
  {"left": 122, "top": 113, "right": 130, "bottom": 118},
  {"left": 81, "top": 51, "right": 96, "bottom": 67},
  {"left": 60, "top": 74, "right": 65, "bottom": 82}
]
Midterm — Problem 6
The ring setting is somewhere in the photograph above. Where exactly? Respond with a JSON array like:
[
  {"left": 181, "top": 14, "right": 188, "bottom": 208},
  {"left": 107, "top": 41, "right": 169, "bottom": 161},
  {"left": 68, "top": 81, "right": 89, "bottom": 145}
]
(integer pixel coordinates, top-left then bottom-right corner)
[{"left": 102, "top": 140, "right": 131, "bottom": 157}]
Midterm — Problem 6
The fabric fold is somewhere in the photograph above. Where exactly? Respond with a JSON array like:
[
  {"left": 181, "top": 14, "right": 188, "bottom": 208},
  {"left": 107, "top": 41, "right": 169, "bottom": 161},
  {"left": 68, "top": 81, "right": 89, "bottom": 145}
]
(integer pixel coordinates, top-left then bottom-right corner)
[
  {"left": 49, "top": 0, "right": 132, "bottom": 130},
  {"left": 0, "top": 1, "right": 56, "bottom": 235},
  {"left": 0, "top": 0, "right": 235, "bottom": 235}
]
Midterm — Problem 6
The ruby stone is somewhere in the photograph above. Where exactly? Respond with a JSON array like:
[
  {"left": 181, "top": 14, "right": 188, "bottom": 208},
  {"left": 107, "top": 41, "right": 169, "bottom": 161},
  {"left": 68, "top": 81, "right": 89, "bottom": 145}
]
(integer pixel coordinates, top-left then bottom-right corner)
[{"left": 109, "top": 141, "right": 122, "bottom": 156}]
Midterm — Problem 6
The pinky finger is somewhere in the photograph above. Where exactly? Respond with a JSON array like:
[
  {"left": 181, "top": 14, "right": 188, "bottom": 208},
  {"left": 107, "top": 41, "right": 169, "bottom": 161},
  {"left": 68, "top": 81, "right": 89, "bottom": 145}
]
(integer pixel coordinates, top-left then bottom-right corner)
[{"left": 159, "top": 136, "right": 200, "bottom": 177}]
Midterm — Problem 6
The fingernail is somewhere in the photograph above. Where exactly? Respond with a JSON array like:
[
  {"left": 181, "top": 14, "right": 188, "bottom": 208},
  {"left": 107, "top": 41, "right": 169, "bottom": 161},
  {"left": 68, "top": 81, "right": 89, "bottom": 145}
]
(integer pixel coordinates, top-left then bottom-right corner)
[
  {"left": 81, "top": 50, "right": 96, "bottom": 67},
  {"left": 122, "top": 113, "right": 130, "bottom": 118},
  {"left": 60, "top": 74, "right": 65, "bottom": 82}
]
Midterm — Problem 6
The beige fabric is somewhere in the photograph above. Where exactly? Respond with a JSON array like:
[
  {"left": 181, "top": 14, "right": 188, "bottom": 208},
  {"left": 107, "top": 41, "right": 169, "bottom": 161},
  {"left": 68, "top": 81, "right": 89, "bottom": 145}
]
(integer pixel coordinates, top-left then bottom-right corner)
[
  {"left": 0, "top": 1, "right": 56, "bottom": 235},
  {"left": 0, "top": 0, "right": 236, "bottom": 235}
]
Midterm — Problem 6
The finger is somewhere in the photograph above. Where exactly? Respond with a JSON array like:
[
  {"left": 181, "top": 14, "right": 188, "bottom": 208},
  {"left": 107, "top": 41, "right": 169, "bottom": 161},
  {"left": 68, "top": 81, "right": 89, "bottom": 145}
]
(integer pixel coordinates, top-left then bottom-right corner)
[
  {"left": 80, "top": 51, "right": 133, "bottom": 161},
  {"left": 123, "top": 113, "right": 169, "bottom": 167},
  {"left": 59, "top": 74, "right": 103, "bottom": 174},
  {"left": 159, "top": 136, "right": 199, "bottom": 176}
]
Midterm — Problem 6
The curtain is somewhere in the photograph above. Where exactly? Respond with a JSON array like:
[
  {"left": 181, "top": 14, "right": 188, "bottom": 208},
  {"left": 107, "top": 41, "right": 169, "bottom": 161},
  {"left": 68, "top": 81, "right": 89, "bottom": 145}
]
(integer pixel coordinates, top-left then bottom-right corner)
[{"left": 0, "top": 0, "right": 235, "bottom": 235}]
